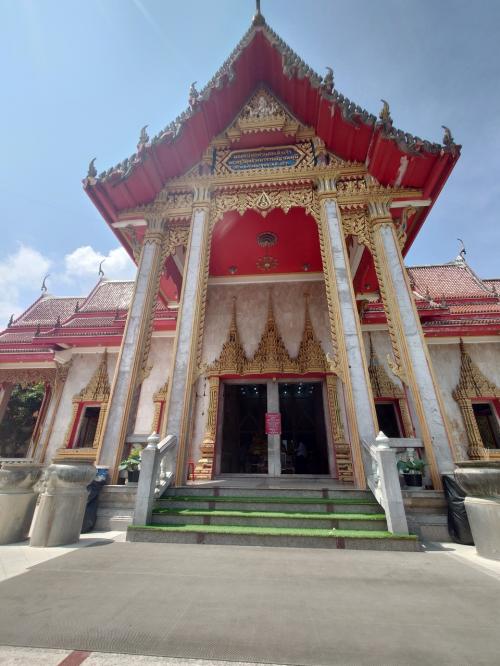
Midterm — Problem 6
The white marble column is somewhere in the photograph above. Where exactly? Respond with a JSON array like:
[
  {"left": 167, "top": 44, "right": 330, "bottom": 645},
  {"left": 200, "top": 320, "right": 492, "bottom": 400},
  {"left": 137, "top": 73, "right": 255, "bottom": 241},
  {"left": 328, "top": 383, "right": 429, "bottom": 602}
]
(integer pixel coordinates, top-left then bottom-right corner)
[
  {"left": 164, "top": 188, "right": 212, "bottom": 485},
  {"left": 98, "top": 216, "right": 166, "bottom": 473},
  {"left": 370, "top": 207, "right": 455, "bottom": 484},
  {"left": 317, "top": 179, "right": 378, "bottom": 487}
]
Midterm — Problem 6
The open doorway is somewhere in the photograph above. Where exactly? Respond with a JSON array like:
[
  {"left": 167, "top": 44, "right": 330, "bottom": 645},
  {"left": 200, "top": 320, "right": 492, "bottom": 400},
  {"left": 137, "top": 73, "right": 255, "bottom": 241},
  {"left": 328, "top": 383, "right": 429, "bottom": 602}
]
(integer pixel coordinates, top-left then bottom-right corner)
[
  {"left": 220, "top": 383, "right": 268, "bottom": 473},
  {"left": 279, "top": 382, "right": 329, "bottom": 475}
]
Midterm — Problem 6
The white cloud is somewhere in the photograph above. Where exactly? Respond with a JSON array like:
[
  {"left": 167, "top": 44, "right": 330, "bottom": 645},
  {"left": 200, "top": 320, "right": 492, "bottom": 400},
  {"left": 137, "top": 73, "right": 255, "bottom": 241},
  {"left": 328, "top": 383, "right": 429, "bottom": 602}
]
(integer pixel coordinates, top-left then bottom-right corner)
[
  {"left": 64, "top": 245, "right": 136, "bottom": 282},
  {"left": 0, "top": 245, "right": 51, "bottom": 323},
  {"left": 0, "top": 244, "right": 136, "bottom": 328}
]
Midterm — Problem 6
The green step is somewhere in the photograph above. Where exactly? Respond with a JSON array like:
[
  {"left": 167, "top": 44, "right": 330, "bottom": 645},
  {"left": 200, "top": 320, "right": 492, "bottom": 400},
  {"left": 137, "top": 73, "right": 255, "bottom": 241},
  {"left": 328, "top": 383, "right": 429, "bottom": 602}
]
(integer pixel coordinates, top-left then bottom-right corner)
[
  {"left": 130, "top": 523, "right": 415, "bottom": 540},
  {"left": 158, "top": 495, "right": 378, "bottom": 505},
  {"left": 152, "top": 508, "right": 386, "bottom": 521}
]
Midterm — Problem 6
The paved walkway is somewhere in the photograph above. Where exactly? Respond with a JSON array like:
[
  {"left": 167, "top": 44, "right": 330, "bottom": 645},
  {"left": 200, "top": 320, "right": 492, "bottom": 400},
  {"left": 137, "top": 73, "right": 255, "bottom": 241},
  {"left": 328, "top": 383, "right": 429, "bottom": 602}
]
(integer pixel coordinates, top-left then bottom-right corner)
[{"left": 0, "top": 538, "right": 499, "bottom": 665}]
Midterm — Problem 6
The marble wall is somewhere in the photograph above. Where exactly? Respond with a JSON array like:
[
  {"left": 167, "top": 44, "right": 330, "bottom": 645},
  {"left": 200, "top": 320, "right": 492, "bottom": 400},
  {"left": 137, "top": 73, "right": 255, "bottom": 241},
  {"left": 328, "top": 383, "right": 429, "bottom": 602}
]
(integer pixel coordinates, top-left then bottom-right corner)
[
  {"left": 134, "top": 337, "right": 174, "bottom": 435},
  {"left": 366, "top": 331, "right": 500, "bottom": 463},
  {"left": 44, "top": 350, "right": 118, "bottom": 462}
]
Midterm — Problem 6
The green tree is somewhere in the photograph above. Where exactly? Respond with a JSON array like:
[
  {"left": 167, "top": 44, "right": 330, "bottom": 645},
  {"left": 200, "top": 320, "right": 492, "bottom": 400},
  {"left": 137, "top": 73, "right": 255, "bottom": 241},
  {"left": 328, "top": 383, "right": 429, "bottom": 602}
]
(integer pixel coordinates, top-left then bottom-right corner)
[{"left": 0, "top": 383, "right": 45, "bottom": 458}]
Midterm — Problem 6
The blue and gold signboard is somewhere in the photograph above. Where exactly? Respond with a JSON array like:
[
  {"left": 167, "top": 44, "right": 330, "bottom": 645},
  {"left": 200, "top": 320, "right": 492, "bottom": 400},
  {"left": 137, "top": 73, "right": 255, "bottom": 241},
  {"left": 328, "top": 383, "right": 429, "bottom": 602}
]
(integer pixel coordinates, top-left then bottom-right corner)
[{"left": 225, "top": 146, "right": 302, "bottom": 172}]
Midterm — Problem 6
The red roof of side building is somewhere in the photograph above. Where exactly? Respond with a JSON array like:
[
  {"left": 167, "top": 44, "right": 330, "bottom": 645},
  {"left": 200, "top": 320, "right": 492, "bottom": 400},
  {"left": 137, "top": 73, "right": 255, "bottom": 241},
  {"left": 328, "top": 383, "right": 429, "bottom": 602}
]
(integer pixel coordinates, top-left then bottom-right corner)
[
  {"left": 1, "top": 260, "right": 498, "bottom": 364},
  {"left": 407, "top": 259, "right": 495, "bottom": 300}
]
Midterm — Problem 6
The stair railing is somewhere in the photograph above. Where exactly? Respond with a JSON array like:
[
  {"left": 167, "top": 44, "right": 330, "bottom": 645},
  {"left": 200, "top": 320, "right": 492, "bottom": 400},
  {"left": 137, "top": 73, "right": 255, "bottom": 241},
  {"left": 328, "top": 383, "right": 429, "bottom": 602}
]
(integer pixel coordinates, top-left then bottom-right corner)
[
  {"left": 133, "top": 432, "right": 177, "bottom": 526},
  {"left": 361, "top": 432, "right": 409, "bottom": 534}
]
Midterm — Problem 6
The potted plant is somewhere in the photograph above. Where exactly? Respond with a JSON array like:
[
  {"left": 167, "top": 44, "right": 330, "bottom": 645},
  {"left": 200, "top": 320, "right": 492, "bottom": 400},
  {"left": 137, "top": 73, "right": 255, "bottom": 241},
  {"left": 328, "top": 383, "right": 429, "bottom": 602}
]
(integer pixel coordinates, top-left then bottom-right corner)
[
  {"left": 118, "top": 447, "right": 142, "bottom": 484},
  {"left": 397, "top": 457, "right": 426, "bottom": 488}
]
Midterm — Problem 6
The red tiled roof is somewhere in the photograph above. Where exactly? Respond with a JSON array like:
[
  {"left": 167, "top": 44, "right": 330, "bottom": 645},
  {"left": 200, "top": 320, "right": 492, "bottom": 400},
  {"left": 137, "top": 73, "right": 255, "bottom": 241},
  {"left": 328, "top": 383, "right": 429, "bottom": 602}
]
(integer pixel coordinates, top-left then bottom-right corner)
[
  {"left": 62, "top": 316, "right": 122, "bottom": 329},
  {"left": 11, "top": 296, "right": 81, "bottom": 328},
  {"left": 79, "top": 280, "right": 134, "bottom": 312},
  {"left": 407, "top": 261, "right": 493, "bottom": 299}
]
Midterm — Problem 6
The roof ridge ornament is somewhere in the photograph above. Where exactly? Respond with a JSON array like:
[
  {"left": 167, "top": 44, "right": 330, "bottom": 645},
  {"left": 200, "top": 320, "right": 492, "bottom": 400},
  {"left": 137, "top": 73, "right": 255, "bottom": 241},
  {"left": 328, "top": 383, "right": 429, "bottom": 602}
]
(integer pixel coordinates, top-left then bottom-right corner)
[
  {"left": 98, "top": 260, "right": 105, "bottom": 279},
  {"left": 41, "top": 274, "right": 50, "bottom": 294},
  {"left": 378, "top": 99, "right": 393, "bottom": 129},
  {"left": 442, "top": 125, "right": 455, "bottom": 149},
  {"left": 320, "top": 67, "right": 334, "bottom": 95},
  {"left": 252, "top": 0, "right": 265, "bottom": 26},
  {"left": 87, "top": 158, "right": 97, "bottom": 179}
]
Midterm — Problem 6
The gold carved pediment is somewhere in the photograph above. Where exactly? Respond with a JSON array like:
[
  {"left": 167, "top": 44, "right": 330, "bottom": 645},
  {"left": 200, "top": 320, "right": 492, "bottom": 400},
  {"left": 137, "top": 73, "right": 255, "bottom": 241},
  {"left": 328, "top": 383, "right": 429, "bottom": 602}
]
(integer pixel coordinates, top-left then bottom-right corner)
[
  {"left": 207, "top": 296, "right": 331, "bottom": 377},
  {"left": 75, "top": 352, "right": 111, "bottom": 403},
  {"left": 453, "top": 341, "right": 500, "bottom": 401}
]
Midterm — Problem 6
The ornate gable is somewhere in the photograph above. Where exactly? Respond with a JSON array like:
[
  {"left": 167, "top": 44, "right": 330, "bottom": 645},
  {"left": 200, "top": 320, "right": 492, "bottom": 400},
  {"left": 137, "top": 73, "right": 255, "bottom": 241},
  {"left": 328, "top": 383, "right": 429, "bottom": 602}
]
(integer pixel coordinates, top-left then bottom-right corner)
[
  {"left": 453, "top": 341, "right": 500, "bottom": 401},
  {"left": 76, "top": 351, "right": 111, "bottom": 402}
]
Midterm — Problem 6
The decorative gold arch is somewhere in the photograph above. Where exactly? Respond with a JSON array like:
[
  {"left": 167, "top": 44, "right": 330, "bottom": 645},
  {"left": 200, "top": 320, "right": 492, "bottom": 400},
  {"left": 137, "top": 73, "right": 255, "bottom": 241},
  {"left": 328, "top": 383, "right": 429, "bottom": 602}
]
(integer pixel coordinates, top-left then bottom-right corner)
[
  {"left": 367, "top": 334, "right": 414, "bottom": 438},
  {"left": 151, "top": 380, "right": 169, "bottom": 433},
  {"left": 194, "top": 295, "right": 352, "bottom": 481},
  {"left": 55, "top": 352, "right": 111, "bottom": 462},
  {"left": 453, "top": 341, "right": 500, "bottom": 460}
]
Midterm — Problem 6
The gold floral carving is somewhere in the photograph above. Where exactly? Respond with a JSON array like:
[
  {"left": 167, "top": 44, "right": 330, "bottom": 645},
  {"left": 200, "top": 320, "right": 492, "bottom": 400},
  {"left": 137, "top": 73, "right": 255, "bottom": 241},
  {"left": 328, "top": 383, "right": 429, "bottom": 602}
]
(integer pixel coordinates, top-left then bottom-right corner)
[
  {"left": 61, "top": 352, "right": 111, "bottom": 456},
  {"left": 341, "top": 209, "right": 373, "bottom": 251},
  {"left": 0, "top": 368, "right": 57, "bottom": 388},
  {"left": 368, "top": 335, "right": 413, "bottom": 437},
  {"left": 206, "top": 296, "right": 332, "bottom": 377},
  {"left": 211, "top": 187, "right": 318, "bottom": 221},
  {"left": 194, "top": 375, "right": 220, "bottom": 480},
  {"left": 453, "top": 341, "right": 500, "bottom": 460},
  {"left": 151, "top": 380, "right": 169, "bottom": 433},
  {"left": 370, "top": 223, "right": 407, "bottom": 383},
  {"left": 325, "top": 374, "right": 353, "bottom": 482},
  {"left": 219, "top": 88, "right": 304, "bottom": 144}
]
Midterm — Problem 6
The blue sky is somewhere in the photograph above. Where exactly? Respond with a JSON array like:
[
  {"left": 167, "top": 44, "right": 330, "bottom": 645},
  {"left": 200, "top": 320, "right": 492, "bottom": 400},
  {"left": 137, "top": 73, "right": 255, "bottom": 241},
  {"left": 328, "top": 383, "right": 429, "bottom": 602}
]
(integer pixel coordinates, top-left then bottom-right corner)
[{"left": 0, "top": 0, "right": 499, "bottom": 322}]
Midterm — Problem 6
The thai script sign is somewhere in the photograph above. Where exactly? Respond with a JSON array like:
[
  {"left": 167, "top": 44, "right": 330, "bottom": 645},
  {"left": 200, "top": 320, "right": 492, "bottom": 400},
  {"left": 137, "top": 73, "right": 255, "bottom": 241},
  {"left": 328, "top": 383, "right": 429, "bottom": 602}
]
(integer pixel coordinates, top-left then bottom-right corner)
[
  {"left": 226, "top": 147, "right": 301, "bottom": 172},
  {"left": 265, "top": 412, "right": 282, "bottom": 435}
]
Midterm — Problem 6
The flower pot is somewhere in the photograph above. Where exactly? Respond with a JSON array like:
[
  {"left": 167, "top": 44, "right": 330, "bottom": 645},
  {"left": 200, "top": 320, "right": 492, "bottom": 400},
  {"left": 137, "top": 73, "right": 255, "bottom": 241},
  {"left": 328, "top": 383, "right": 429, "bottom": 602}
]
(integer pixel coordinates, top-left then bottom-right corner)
[
  {"left": 127, "top": 469, "right": 140, "bottom": 484},
  {"left": 403, "top": 472, "right": 422, "bottom": 488}
]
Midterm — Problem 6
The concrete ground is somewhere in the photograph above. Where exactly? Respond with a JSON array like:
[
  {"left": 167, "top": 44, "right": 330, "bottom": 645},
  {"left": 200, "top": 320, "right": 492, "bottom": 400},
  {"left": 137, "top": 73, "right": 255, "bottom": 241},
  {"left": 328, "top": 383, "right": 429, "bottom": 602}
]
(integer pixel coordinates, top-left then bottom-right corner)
[{"left": 0, "top": 537, "right": 499, "bottom": 666}]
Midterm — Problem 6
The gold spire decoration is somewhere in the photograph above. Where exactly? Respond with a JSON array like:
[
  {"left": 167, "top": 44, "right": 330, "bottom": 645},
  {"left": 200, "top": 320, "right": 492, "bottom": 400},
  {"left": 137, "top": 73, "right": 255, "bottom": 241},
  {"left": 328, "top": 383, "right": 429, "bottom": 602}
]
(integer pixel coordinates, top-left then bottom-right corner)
[{"left": 453, "top": 340, "right": 500, "bottom": 459}]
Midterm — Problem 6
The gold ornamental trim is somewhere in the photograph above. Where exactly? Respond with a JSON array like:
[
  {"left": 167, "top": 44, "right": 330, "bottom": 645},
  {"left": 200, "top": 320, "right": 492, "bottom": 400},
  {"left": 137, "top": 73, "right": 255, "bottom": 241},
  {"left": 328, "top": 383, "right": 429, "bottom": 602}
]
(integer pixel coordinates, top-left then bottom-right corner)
[
  {"left": 205, "top": 295, "right": 333, "bottom": 378},
  {"left": 453, "top": 340, "right": 500, "bottom": 460}
]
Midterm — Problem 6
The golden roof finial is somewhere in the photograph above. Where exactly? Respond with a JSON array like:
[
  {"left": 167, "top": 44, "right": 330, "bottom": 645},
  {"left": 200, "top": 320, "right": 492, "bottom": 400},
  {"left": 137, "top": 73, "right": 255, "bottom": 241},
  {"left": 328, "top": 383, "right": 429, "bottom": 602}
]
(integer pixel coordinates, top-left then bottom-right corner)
[{"left": 253, "top": 0, "right": 265, "bottom": 26}]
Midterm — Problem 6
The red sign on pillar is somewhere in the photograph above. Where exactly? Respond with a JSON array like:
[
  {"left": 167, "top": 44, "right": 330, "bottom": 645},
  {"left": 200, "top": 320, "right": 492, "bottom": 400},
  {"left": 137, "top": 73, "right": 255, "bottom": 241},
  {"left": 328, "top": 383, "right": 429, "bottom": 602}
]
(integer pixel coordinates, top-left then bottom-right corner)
[{"left": 265, "top": 412, "right": 281, "bottom": 435}]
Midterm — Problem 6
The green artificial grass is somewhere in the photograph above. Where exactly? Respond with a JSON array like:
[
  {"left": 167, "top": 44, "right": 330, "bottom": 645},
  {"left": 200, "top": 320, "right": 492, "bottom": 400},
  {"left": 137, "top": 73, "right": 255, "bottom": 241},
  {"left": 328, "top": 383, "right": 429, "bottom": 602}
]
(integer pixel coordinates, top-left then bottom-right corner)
[
  {"left": 159, "top": 495, "right": 378, "bottom": 505},
  {"left": 129, "top": 523, "right": 416, "bottom": 540},
  {"left": 152, "top": 507, "right": 386, "bottom": 521}
]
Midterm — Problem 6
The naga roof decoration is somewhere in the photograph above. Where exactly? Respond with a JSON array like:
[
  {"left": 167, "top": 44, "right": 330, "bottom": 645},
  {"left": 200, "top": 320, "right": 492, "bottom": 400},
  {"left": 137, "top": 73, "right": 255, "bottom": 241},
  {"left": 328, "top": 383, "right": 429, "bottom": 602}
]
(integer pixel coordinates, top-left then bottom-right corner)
[{"left": 84, "top": 9, "right": 460, "bottom": 248}]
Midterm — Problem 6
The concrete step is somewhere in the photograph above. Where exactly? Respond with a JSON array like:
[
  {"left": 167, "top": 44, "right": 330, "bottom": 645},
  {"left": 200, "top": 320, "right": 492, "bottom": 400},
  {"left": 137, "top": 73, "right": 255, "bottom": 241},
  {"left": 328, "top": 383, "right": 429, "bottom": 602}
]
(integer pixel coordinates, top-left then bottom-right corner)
[
  {"left": 127, "top": 524, "right": 418, "bottom": 551},
  {"left": 155, "top": 495, "right": 382, "bottom": 514},
  {"left": 151, "top": 508, "right": 388, "bottom": 531},
  {"left": 168, "top": 485, "right": 372, "bottom": 500}
]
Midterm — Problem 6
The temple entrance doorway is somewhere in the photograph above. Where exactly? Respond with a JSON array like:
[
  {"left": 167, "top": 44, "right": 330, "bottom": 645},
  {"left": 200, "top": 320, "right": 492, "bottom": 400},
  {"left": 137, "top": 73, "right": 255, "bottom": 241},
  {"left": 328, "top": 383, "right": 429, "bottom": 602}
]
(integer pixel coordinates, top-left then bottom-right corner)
[
  {"left": 217, "top": 379, "right": 331, "bottom": 477},
  {"left": 279, "top": 382, "right": 329, "bottom": 475},
  {"left": 220, "top": 383, "right": 268, "bottom": 474}
]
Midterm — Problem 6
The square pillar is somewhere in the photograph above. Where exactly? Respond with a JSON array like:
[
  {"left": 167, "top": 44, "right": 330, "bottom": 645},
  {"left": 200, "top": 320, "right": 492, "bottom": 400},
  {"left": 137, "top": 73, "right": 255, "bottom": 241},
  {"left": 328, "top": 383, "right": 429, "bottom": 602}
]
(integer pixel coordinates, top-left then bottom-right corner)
[
  {"left": 98, "top": 216, "right": 167, "bottom": 474},
  {"left": 316, "top": 179, "right": 379, "bottom": 487},
  {"left": 370, "top": 203, "right": 456, "bottom": 486},
  {"left": 162, "top": 188, "right": 213, "bottom": 485}
]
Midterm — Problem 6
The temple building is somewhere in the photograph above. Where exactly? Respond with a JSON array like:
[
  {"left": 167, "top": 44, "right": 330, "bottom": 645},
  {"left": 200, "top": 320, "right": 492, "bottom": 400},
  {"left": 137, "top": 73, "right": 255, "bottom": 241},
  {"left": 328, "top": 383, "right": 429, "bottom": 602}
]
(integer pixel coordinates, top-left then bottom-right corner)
[{"left": 1, "top": 6, "right": 499, "bottom": 542}]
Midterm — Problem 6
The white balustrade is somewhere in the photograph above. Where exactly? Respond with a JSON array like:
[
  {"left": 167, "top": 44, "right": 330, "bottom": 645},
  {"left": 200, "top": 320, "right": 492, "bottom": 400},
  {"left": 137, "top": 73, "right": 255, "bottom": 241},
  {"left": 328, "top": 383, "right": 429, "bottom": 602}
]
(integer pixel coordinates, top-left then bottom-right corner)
[
  {"left": 361, "top": 432, "right": 409, "bottom": 534},
  {"left": 132, "top": 432, "right": 177, "bottom": 525}
]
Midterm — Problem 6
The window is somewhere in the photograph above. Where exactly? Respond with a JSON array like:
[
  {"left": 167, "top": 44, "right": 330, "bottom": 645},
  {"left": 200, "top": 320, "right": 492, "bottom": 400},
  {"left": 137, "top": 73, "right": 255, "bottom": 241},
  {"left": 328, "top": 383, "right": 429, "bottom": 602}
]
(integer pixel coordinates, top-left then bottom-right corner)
[
  {"left": 74, "top": 406, "right": 101, "bottom": 449},
  {"left": 375, "top": 401, "right": 402, "bottom": 438},
  {"left": 472, "top": 403, "right": 500, "bottom": 449}
]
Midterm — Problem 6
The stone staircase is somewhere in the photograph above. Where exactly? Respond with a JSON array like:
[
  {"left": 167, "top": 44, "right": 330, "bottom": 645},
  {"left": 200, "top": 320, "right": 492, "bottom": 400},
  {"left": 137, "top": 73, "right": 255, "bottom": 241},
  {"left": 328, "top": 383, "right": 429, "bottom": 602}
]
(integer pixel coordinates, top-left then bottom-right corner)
[{"left": 127, "top": 486, "right": 419, "bottom": 551}]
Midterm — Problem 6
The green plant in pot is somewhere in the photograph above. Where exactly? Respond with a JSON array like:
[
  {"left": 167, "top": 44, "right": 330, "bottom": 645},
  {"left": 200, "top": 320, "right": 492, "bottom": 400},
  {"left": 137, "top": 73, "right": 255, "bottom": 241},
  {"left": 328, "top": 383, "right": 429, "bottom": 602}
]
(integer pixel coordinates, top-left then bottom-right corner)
[
  {"left": 397, "top": 457, "right": 426, "bottom": 488},
  {"left": 118, "top": 447, "right": 142, "bottom": 483}
]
